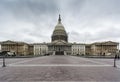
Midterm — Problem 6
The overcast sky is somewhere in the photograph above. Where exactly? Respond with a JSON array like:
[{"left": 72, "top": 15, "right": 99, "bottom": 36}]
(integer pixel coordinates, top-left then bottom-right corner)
[{"left": 0, "top": 0, "right": 120, "bottom": 43}]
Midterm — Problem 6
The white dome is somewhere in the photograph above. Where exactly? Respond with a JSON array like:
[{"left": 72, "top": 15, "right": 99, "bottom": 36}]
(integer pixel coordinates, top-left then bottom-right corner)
[
  {"left": 55, "top": 23, "right": 65, "bottom": 30},
  {"left": 51, "top": 15, "right": 68, "bottom": 42}
]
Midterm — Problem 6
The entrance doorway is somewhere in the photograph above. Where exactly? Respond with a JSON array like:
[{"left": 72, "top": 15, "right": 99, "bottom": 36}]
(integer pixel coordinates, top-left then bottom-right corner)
[{"left": 55, "top": 51, "right": 64, "bottom": 55}]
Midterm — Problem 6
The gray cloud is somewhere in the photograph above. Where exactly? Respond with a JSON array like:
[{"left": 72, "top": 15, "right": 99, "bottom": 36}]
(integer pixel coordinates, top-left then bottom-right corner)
[{"left": 0, "top": 0, "right": 120, "bottom": 43}]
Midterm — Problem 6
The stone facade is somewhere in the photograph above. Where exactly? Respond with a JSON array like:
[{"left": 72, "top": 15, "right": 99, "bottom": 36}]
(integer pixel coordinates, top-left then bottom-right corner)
[
  {"left": 48, "top": 42, "right": 71, "bottom": 55},
  {"left": 91, "top": 41, "right": 119, "bottom": 56},
  {"left": 0, "top": 40, "right": 29, "bottom": 56},
  {"left": 34, "top": 43, "right": 48, "bottom": 55},
  {"left": 1, "top": 40, "right": 118, "bottom": 56},
  {"left": 71, "top": 43, "right": 85, "bottom": 55}
]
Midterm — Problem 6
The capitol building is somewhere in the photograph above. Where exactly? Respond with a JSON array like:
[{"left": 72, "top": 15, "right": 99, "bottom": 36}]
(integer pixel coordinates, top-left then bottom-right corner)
[{"left": 0, "top": 15, "right": 119, "bottom": 56}]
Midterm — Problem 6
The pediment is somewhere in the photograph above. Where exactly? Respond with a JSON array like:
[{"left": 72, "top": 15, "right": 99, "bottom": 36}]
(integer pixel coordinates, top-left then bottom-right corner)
[
  {"left": 52, "top": 40, "right": 67, "bottom": 45},
  {"left": 2, "top": 40, "right": 17, "bottom": 44},
  {"left": 103, "top": 41, "right": 118, "bottom": 45}
]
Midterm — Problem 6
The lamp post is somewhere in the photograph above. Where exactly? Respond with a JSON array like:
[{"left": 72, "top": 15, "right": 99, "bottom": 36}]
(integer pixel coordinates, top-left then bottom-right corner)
[
  {"left": 2, "top": 54, "right": 6, "bottom": 67},
  {"left": 114, "top": 53, "right": 120, "bottom": 67},
  {"left": 114, "top": 43, "right": 120, "bottom": 67},
  {"left": 114, "top": 54, "right": 117, "bottom": 67},
  {"left": 2, "top": 51, "right": 7, "bottom": 67}
]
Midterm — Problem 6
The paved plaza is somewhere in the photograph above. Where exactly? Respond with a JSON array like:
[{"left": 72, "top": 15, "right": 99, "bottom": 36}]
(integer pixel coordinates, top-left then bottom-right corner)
[{"left": 0, "top": 55, "right": 120, "bottom": 82}]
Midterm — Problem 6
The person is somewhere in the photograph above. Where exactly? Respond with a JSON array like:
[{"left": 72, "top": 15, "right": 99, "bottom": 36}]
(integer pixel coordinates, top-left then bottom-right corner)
[
  {"left": 115, "top": 54, "right": 118, "bottom": 59},
  {"left": 114, "top": 54, "right": 117, "bottom": 67},
  {"left": 117, "top": 55, "right": 119, "bottom": 59}
]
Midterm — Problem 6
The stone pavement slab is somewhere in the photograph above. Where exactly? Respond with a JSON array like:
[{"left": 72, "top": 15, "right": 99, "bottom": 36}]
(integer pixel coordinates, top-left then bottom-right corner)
[{"left": 0, "top": 56, "right": 120, "bottom": 82}]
